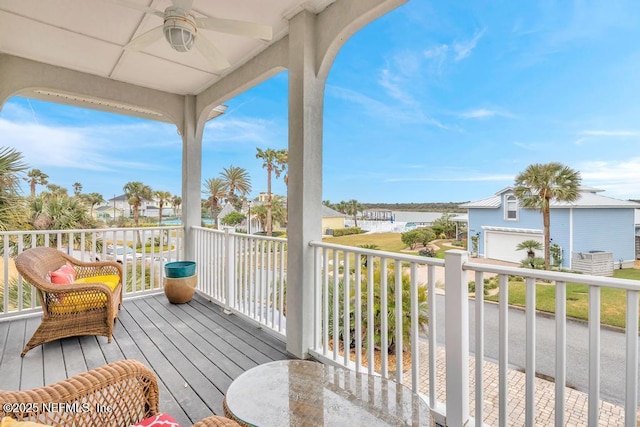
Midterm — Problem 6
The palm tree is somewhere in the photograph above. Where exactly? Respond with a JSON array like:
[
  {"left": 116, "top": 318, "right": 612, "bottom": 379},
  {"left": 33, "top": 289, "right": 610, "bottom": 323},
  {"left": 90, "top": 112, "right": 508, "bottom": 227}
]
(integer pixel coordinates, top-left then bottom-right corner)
[
  {"left": 256, "top": 148, "right": 287, "bottom": 236},
  {"left": 72, "top": 182, "right": 83, "bottom": 196},
  {"left": 203, "top": 178, "right": 226, "bottom": 218},
  {"left": 516, "top": 239, "right": 543, "bottom": 259},
  {"left": 220, "top": 165, "right": 251, "bottom": 207},
  {"left": 23, "top": 168, "right": 48, "bottom": 197},
  {"left": 345, "top": 199, "right": 362, "bottom": 227},
  {"left": 28, "top": 193, "right": 94, "bottom": 231},
  {"left": 45, "top": 184, "right": 68, "bottom": 197},
  {"left": 154, "top": 190, "right": 172, "bottom": 225},
  {"left": 171, "top": 195, "right": 182, "bottom": 216},
  {"left": 123, "top": 181, "right": 152, "bottom": 226},
  {"left": 0, "top": 147, "right": 28, "bottom": 230},
  {"left": 81, "top": 192, "right": 105, "bottom": 217},
  {"left": 514, "top": 162, "right": 581, "bottom": 269}
]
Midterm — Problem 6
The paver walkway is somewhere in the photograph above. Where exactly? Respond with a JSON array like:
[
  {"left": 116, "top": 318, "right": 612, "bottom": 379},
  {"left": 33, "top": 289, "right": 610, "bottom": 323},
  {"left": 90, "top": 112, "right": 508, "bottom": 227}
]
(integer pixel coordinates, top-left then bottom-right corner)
[{"left": 406, "top": 342, "right": 633, "bottom": 426}]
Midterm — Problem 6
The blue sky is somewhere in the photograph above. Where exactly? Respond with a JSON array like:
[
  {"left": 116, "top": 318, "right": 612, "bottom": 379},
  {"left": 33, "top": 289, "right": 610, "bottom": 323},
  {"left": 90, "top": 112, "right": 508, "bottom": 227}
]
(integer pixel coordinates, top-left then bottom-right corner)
[{"left": 2, "top": 1, "right": 640, "bottom": 203}]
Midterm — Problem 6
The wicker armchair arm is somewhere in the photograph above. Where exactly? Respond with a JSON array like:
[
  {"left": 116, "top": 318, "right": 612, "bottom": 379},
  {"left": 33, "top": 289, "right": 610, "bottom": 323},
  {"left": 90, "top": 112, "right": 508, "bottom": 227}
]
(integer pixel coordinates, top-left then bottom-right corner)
[
  {"left": 42, "top": 282, "right": 114, "bottom": 312},
  {"left": 0, "top": 360, "right": 159, "bottom": 426},
  {"left": 192, "top": 416, "right": 241, "bottom": 427}
]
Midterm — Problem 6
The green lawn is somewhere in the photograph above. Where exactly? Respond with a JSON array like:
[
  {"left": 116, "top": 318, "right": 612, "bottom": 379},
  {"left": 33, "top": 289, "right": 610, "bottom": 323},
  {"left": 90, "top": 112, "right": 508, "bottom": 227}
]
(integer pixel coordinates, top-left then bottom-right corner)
[
  {"left": 322, "top": 233, "right": 408, "bottom": 253},
  {"left": 486, "top": 269, "right": 640, "bottom": 328}
]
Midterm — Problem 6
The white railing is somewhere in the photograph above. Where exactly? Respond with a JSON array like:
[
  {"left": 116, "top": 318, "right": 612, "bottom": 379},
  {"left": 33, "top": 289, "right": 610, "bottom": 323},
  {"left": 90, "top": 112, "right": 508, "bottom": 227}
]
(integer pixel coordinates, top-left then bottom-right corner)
[
  {"left": 193, "top": 227, "right": 287, "bottom": 337},
  {"left": 308, "top": 243, "right": 640, "bottom": 427},
  {"left": 458, "top": 252, "right": 639, "bottom": 427},
  {"left": 308, "top": 241, "right": 445, "bottom": 412},
  {"left": 0, "top": 226, "right": 184, "bottom": 318}
]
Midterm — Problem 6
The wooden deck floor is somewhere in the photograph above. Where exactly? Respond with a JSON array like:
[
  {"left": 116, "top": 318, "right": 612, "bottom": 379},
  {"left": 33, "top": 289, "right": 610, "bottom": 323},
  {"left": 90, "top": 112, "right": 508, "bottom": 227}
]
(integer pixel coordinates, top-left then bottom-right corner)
[{"left": 0, "top": 293, "right": 293, "bottom": 426}]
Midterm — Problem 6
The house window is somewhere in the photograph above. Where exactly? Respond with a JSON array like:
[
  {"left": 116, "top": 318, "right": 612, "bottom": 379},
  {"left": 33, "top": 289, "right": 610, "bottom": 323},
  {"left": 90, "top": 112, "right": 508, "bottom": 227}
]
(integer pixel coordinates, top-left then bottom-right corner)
[{"left": 505, "top": 195, "right": 518, "bottom": 220}]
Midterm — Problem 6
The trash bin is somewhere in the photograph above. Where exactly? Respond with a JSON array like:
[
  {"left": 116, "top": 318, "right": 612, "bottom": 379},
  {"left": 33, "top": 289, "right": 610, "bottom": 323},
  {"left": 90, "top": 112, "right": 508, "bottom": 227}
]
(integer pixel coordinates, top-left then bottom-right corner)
[{"left": 163, "top": 261, "right": 197, "bottom": 304}]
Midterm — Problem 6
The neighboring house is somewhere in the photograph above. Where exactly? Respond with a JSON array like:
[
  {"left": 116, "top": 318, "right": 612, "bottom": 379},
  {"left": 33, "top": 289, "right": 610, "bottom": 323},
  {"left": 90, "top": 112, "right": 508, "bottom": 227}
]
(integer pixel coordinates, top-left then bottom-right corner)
[
  {"left": 94, "top": 204, "right": 124, "bottom": 220},
  {"left": 322, "top": 205, "right": 347, "bottom": 235},
  {"left": 461, "top": 187, "right": 640, "bottom": 268},
  {"left": 106, "top": 194, "right": 174, "bottom": 219},
  {"left": 217, "top": 203, "right": 238, "bottom": 228}
]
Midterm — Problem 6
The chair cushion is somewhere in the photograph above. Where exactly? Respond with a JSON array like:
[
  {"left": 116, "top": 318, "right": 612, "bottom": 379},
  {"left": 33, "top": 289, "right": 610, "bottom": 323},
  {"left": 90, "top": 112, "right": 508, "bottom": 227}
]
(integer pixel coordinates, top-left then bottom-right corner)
[
  {"left": 48, "top": 275, "right": 120, "bottom": 315},
  {"left": 48, "top": 262, "right": 76, "bottom": 284},
  {"left": 131, "top": 413, "right": 181, "bottom": 427},
  {"left": 74, "top": 275, "right": 120, "bottom": 291},
  {"left": 1, "top": 417, "right": 52, "bottom": 427}
]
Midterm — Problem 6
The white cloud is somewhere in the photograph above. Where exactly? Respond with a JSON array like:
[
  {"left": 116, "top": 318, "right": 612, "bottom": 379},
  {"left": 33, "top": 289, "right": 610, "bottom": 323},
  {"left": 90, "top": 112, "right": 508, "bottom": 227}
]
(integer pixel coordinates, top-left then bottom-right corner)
[
  {"left": 0, "top": 118, "right": 170, "bottom": 173},
  {"left": 579, "top": 130, "right": 640, "bottom": 137},
  {"left": 385, "top": 173, "right": 513, "bottom": 183},
  {"left": 453, "top": 29, "right": 486, "bottom": 61},
  {"left": 578, "top": 158, "right": 640, "bottom": 198},
  {"left": 460, "top": 108, "right": 515, "bottom": 119},
  {"left": 204, "top": 117, "right": 283, "bottom": 147},
  {"left": 327, "top": 85, "right": 447, "bottom": 128}
]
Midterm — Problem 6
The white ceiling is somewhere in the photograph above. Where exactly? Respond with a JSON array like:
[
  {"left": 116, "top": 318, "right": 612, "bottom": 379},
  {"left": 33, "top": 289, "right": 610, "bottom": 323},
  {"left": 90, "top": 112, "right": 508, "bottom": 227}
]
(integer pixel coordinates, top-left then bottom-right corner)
[{"left": 0, "top": 0, "right": 335, "bottom": 95}]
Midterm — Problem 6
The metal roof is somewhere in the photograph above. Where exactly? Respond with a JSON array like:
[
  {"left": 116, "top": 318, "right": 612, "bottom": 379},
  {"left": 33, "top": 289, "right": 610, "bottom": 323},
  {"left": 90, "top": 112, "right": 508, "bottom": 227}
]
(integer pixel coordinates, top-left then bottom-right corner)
[{"left": 462, "top": 189, "right": 640, "bottom": 209}]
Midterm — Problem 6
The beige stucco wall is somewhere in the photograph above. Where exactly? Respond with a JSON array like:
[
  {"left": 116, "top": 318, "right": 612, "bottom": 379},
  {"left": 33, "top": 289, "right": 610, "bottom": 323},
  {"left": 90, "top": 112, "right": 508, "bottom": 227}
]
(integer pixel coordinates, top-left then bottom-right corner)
[{"left": 322, "top": 217, "right": 346, "bottom": 234}]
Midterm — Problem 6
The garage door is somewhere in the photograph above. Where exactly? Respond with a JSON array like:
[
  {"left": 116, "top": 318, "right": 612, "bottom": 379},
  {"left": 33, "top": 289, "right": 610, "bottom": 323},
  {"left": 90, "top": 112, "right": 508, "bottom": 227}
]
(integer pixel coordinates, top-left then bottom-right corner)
[{"left": 485, "top": 231, "right": 543, "bottom": 263}]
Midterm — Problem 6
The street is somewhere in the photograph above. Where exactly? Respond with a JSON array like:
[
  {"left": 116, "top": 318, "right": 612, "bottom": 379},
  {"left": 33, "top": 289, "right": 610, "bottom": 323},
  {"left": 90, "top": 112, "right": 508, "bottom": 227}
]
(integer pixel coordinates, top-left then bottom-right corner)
[{"left": 432, "top": 294, "right": 639, "bottom": 405}]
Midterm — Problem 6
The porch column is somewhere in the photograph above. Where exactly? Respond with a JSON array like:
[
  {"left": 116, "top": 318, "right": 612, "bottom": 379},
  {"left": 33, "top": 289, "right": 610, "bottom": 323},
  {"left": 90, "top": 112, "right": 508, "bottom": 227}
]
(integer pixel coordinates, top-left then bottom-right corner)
[
  {"left": 181, "top": 95, "right": 203, "bottom": 261},
  {"left": 286, "top": 10, "right": 326, "bottom": 358}
]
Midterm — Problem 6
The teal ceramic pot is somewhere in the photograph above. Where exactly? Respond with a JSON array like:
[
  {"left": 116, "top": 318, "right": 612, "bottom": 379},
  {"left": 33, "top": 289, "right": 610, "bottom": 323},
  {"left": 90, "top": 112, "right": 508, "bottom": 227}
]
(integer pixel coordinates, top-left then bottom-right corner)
[{"left": 164, "top": 261, "right": 196, "bottom": 278}]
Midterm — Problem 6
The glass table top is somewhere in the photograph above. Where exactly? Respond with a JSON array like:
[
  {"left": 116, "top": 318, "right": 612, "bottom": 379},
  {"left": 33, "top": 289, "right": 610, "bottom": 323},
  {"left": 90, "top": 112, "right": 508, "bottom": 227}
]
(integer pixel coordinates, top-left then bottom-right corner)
[{"left": 224, "top": 360, "right": 431, "bottom": 426}]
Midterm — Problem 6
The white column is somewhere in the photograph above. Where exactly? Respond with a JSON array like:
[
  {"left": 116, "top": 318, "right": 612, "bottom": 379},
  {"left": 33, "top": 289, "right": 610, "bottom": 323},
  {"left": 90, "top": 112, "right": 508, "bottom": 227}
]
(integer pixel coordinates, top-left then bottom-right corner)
[
  {"left": 286, "top": 10, "right": 326, "bottom": 358},
  {"left": 181, "top": 95, "right": 203, "bottom": 261}
]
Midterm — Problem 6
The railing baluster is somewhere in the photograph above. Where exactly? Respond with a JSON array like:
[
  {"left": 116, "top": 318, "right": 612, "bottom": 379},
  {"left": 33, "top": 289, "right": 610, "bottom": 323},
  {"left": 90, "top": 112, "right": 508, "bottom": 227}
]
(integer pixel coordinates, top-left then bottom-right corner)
[
  {"left": 499, "top": 273, "right": 508, "bottom": 427},
  {"left": 355, "top": 253, "right": 362, "bottom": 371},
  {"left": 427, "top": 264, "right": 436, "bottom": 405},
  {"left": 333, "top": 249, "right": 339, "bottom": 362},
  {"left": 410, "top": 263, "right": 419, "bottom": 392},
  {"left": 323, "top": 247, "right": 329, "bottom": 357},
  {"left": 395, "top": 260, "right": 403, "bottom": 384},
  {"left": 380, "top": 257, "right": 388, "bottom": 378},
  {"left": 525, "top": 277, "right": 536, "bottom": 427},
  {"left": 278, "top": 241, "right": 285, "bottom": 333},
  {"left": 343, "top": 251, "right": 351, "bottom": 368},
  {"left": 588, "top": 285, "right": 600, "bottom": 426},
  {"left": 475, "top": 271, "right": 485, "bottom": 427},
  {"left": 314, "top": 246, "right": 322, "bottom": 350},
  {"left": 625, "top": 289, "right": 638, "bottom": 426},
  {"left": 367, "top": 255, "right": 374, "bottom": 374},
  {"left": 555, "top": 281, "right": 567, "bottom": 426}
]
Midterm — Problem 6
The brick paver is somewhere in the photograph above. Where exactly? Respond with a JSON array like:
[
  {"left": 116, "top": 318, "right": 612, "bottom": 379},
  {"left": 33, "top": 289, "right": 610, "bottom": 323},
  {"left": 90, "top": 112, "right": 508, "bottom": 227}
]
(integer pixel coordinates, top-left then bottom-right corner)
[{"left": 404, "top": 342, "right": 635, "bottom": 426}]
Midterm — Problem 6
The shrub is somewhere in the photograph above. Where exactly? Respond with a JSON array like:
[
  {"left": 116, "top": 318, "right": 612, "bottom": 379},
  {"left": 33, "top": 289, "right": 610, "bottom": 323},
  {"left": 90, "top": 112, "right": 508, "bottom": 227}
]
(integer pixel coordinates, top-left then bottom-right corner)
[
  {"left": 327, "top": 265, "right": 428, "bottom": 355},
  {"left": 333, "top": 227, "right": 363, "bottom": 237},
  {"left": 520, "top": 257, "right": 545, "bottom": 269},
  {"left": 418, "top": 248, "right": 435, "bottom": 257},
  {"left": 401, "top": 230, "right": 421, "bottom": 249}
]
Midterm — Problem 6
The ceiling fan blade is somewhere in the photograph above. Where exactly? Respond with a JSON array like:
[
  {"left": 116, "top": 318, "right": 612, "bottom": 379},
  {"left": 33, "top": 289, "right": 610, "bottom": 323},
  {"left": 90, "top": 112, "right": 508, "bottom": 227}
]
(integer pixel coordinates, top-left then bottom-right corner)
[
  {"left": 195, "top": 17, "right": 272, "bottom": 41},
  {"left": 194, "top": 36, "right": 231, "bottom": 70},
  {"left": 124, "top": 25, "right": 164, "bottom": 51},
  {"left": 105, "top": 0, "right": 165, "bottom": 18},
  {"left": 173, "top": 0, "right": 194, "bottom": 11}
]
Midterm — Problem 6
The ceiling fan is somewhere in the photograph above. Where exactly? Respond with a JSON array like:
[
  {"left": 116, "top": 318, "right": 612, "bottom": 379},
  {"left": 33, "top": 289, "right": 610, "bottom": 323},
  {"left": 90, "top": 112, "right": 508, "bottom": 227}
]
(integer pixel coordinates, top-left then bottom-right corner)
[{"left": 109, "top": 0, "right": 273, "bottom": 69}]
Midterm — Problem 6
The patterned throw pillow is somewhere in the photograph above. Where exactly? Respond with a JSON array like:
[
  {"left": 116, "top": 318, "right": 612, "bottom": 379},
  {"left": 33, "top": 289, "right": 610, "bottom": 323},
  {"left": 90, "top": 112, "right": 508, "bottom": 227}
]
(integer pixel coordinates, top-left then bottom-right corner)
[
  {"left": 130, "top": 413, "right": 181, "bottom": 427},
  {"left": 49, "top": 262, "right": 77, "bottom": 284}
]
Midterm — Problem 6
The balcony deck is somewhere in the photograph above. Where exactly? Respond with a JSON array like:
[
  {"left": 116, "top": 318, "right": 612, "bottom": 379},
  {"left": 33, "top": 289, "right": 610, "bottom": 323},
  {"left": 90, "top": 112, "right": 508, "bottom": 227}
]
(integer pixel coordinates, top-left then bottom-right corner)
[{"left": 0, "top": 292, "right": 293, "bottom": 427}]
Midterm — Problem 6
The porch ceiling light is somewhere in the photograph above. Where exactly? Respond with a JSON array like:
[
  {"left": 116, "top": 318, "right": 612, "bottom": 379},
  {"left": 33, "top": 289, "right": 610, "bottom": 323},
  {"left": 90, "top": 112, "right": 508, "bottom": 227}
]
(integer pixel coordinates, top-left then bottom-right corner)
[{"left": 163, "top": 8, "right": 196, "bottom": 52}]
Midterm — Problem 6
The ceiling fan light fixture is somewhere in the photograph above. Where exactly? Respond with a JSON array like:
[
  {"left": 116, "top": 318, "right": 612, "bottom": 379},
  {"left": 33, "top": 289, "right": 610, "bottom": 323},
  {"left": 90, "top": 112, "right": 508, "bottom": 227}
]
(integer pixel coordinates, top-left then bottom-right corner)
[{"left": 163, "top": 8, "right": 196, "bottom": 52}]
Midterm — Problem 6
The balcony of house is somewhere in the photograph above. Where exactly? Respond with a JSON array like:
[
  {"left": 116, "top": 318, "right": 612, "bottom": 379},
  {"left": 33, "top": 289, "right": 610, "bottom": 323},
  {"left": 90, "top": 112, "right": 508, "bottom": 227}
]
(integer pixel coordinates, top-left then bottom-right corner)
[{"left": 0, "top": 226, "right": 639, "bottom": 426}]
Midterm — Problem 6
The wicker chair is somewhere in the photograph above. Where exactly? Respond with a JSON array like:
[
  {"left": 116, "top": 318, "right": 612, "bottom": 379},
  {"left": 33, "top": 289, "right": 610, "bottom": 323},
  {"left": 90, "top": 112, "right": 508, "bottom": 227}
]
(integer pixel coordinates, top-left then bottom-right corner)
[
  {"left": 0, "top": 359, "right": 239, "bottom": 426},
  {"left": 14, "top": 247, "right": 123, "bottom": 357}
]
